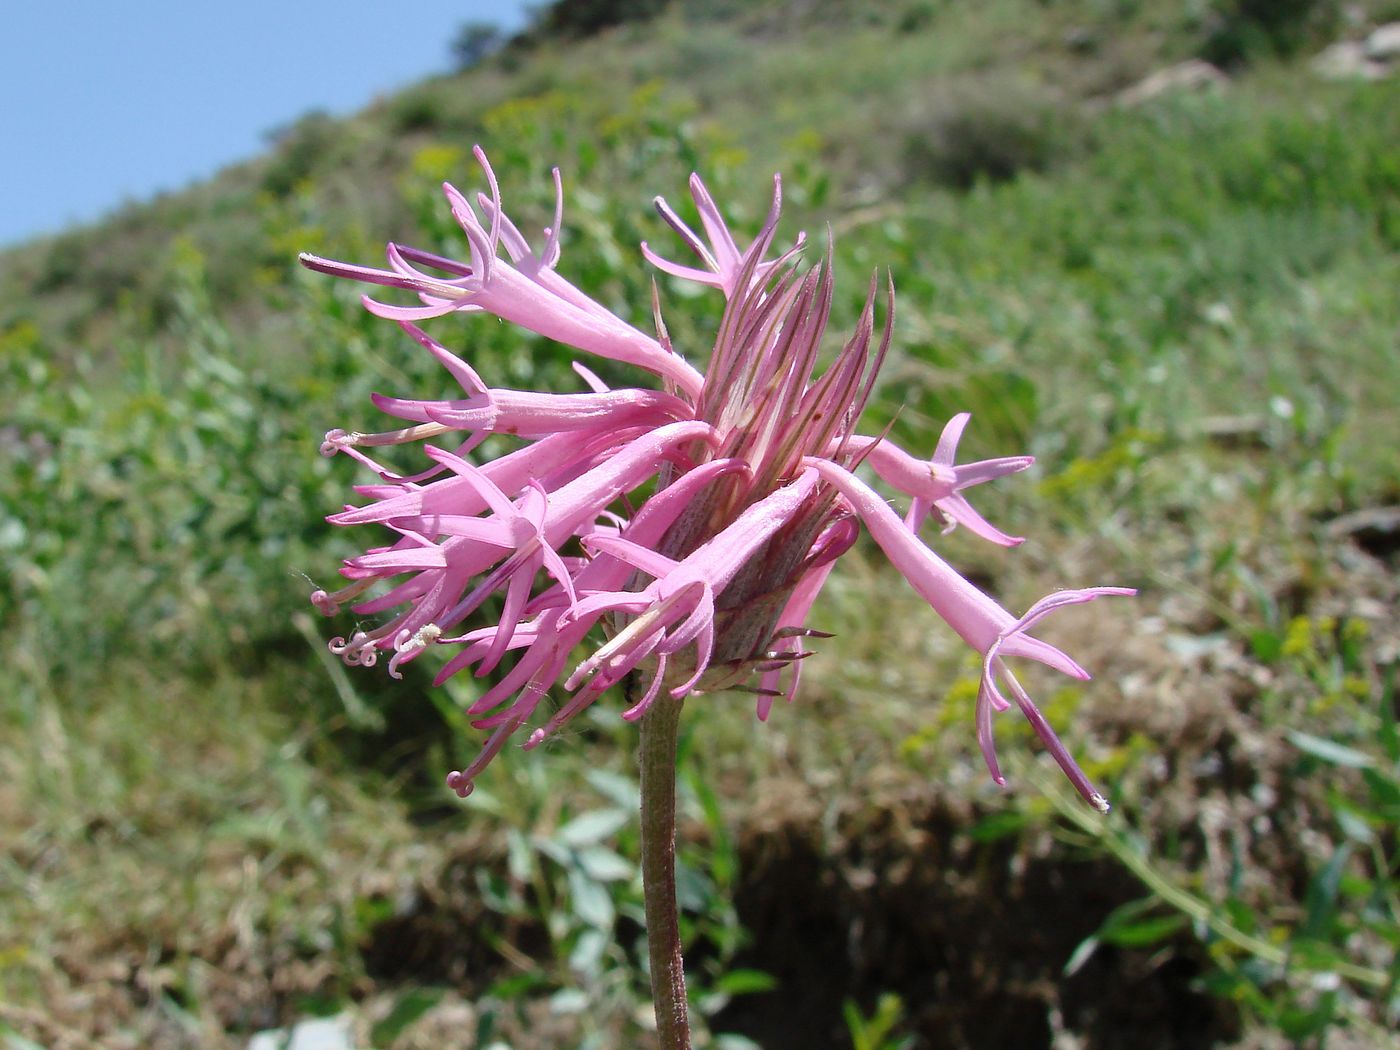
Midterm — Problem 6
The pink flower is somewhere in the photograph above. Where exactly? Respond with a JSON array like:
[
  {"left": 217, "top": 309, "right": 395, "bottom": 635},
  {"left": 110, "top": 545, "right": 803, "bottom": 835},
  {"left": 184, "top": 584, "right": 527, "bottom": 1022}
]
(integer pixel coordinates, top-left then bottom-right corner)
[{"left": 301, "top": 147, "right": 1133, "bottom": 810}]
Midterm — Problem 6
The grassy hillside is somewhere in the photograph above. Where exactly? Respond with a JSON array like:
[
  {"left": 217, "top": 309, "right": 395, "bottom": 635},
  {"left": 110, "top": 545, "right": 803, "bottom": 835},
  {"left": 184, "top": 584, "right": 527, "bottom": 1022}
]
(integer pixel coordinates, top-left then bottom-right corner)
[{"left": 3, "top": 1, "right": 1399, "bottom": 1047}]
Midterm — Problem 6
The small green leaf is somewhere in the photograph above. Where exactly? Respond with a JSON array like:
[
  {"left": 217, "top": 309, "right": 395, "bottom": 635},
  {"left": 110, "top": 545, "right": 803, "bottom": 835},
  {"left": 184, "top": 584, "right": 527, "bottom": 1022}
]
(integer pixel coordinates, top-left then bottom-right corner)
[
  {"left": 3, "top": 1027, "right": 49, "bottom": 1050},
  {"left": 575, "top": 845, "right": 634, "bottom": 882},
  {"left": 371, "top": 988, "right": 445, "bottom": 1045},
  {"left": 568, "top": 927, "right": 610, "bottom": 976},
  {"left": 489, "top": 971, "right": 547, "bottom": 998},
  {"left": 567, "top": 867, "right": 615, "bottom": 929},
  {"left": 548, "top": 988, "right": 589, "bottom": 1014},
  {"left": 1222, "top": 896, "right": 1258, "bottom": 934},
  {"left": 674, "top": 860, "right": 715, "bottom": 912},
  {"left": 713, "top": 968, "right": 777, "bottom": 995},
  {"left": 965, "top": 810, "right": 1028, "bottom": 842},
  {"left": 584, "top": 769, "right": 640, "bottom": 809},
  {"left": 532, "top": 835, "right": 571, "bottom": 866},
  {"left": 1302, "top": 844, "right": 1352, "bottom": 941},
  {"left": 1360, "top": 768, "right": 1400, "bottom": 819},
  {"left": 713, "top": 1036, "right": 763, "bottom": 1050},
  {"left": 506, "top": 827, "right": 533, "bottom": 881},
  {"left": 1075, "top": 896, "right": 1183, "bottom": 961},
  {"left": 556, "top": 807, "right": 631, "bottom": 847},
  {"left": 1377, "top": 667, "right": 1399, "bottom": 761},
  {"left": 1287, "top": 731, "right": 1374, "bottom": 769},
  {"left": 1249, "top": 628, "right": 1283, "bottom": 663},
  {"left": 1099, "top": 914, "right": 1186, "bottom": 947},
  {"left": 1063, "top": 935, "right": 1100, "bottom": 977},
  {"left": 1333, "top": 805, "right": 1375, "bottom": 844}
]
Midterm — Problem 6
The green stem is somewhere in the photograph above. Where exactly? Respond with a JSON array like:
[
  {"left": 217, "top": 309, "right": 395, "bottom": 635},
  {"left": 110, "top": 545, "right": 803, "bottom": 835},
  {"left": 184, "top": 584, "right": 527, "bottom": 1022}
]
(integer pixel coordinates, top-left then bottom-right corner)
[
  {"left": 637, "top": 685, "right": 691, "bottom": 1049},
  {"left": 1041, "top": 769, "right": 1391, "bottom": 990}
]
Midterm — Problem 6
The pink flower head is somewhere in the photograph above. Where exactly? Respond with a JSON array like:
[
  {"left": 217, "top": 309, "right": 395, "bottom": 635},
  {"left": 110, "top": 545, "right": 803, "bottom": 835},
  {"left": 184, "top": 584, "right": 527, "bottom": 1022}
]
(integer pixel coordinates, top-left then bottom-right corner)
[{"left": 301, "top": 148, "right": 1133, "bottom": 810}]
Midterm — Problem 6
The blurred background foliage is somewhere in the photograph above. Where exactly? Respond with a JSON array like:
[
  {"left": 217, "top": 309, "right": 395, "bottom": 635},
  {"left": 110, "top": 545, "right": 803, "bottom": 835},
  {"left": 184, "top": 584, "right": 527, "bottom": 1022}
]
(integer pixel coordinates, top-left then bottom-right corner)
[{"left": 2, "top": 0, "right": 1398, "bottom": 1046}]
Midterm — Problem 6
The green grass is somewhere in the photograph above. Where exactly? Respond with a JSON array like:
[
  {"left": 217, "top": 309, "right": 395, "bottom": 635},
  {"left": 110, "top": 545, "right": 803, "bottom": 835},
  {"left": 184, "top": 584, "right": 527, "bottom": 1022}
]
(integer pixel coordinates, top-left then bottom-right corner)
[{"left": 3, "top": 1, "right": 1400, "bottom": 1046}]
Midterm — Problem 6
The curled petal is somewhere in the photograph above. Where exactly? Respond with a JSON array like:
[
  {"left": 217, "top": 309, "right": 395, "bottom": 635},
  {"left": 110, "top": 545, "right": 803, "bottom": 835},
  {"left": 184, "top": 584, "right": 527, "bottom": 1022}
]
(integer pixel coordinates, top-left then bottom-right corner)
[
  {"left": 976, "top": 587, "right": 1135, "bottom": 812},
  {"left": 842, "top": 415, "right": 1034, "bottom": 546}
]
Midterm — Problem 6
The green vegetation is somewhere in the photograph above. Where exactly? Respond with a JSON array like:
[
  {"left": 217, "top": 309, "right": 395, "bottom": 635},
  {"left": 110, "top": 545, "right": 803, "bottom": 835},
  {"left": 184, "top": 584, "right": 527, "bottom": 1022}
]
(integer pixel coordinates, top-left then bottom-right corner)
[{"left": 2, "top": 1, "right": 1398, "bottom": 1046}]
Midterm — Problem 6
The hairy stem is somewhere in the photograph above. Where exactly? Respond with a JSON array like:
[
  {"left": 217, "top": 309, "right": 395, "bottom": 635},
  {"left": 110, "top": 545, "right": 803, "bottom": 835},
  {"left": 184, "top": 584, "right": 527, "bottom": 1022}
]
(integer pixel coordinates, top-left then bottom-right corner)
[{"left": 637, "top": 683, "right": 691, "bottom": 1049}]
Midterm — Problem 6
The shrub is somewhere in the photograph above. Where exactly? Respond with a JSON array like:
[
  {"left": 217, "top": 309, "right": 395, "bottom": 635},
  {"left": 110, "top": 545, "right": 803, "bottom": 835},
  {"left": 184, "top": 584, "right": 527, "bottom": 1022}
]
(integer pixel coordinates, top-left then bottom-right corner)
[
  {"left": 261, "top": 110, "right": 339, "bottom": 198},
  {"left": 450, "top": 21, "right": 505, "bottom": 70},
  {"left": 530, "top": 0, "right": 669, "bottom": 39},
  {"left": 387, "top": 89, "right": 446, "bottom": 134},
  {"left": 34, "top": 234, "right": 85, "bottom": 292},
  {"left": 1200, "top": 0, "right": 1341, "bottom": 67},
  {"left": 901, "top": 77, "right": 1089, "bottom": 190}
]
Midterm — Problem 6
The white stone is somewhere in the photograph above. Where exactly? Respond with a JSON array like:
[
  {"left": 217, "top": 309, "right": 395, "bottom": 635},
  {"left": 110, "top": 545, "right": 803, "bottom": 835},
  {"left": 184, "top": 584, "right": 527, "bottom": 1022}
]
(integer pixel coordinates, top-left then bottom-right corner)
[
  {"left": 1116, "top": 60, "right": 1228, "bottom": 106},
  {"left": 1312, "top": 40, "right": 1388, "bottom": 80},
  {"left": 1364, "top": 22, "right": 1400, "bottom": 60},
  {"left": 248, "top": 1014, "right": 355, "bottom": 1050}
]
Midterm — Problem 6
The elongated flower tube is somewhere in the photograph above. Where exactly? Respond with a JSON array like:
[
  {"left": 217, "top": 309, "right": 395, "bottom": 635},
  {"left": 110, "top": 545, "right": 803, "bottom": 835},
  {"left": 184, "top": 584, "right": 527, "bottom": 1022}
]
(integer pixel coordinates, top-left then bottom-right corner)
[{"left": 302, "top": 148, "right": 1132, "bottom": 809}]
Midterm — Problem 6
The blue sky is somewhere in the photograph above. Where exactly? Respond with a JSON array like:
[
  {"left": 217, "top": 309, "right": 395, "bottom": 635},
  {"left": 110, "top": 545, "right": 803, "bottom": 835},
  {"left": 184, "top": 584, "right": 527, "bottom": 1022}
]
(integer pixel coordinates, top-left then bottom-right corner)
[{"left": 1, "top": 1, "right": 532, "bottom": 248}]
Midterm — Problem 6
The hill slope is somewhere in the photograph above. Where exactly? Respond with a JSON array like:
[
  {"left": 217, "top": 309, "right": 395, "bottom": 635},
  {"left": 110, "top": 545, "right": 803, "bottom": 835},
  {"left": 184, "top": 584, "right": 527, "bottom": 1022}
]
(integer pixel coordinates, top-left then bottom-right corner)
[{"left": 3, "top": 2, "right": 1399, "bottom": 1047}]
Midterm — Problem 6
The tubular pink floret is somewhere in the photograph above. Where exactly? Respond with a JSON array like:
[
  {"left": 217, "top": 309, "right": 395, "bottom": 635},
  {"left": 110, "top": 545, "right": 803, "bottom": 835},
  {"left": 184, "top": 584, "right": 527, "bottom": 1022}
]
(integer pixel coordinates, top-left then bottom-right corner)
[
  {"left": 446, "top": 710, "right": 528, "bottom": 799},
  {"left": 976, "top": 587, "right": 1135, "bottom": 812},
  {"left": 754, "top": 516, "right": 858, "bottom": 719},
  {"left": 690, "top": 173, "right": 745, "bottom": 282},
  {"left": 438, "top": 457, "right": 756, "bottom": 752},
  {"left": 299, "top": 151, "right": 705, "bottom": 399},
  {"left": 645, "top": 173, "right": 802, "bottom": 302},
  {"left": 802, "top": 456, "right": 1082, "bottom": 671},
  {"left": 840, "top": 415, "right": 1034, "bottom": 546},
  {"left": 558, "top": 472, "right": 820, "bottom": 703},
  {"left": 398, "top": 321, "right": 488, "bottom": 393},
  {"left": 803, "top": 455, "right": 1133, "bottom": 796}
]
